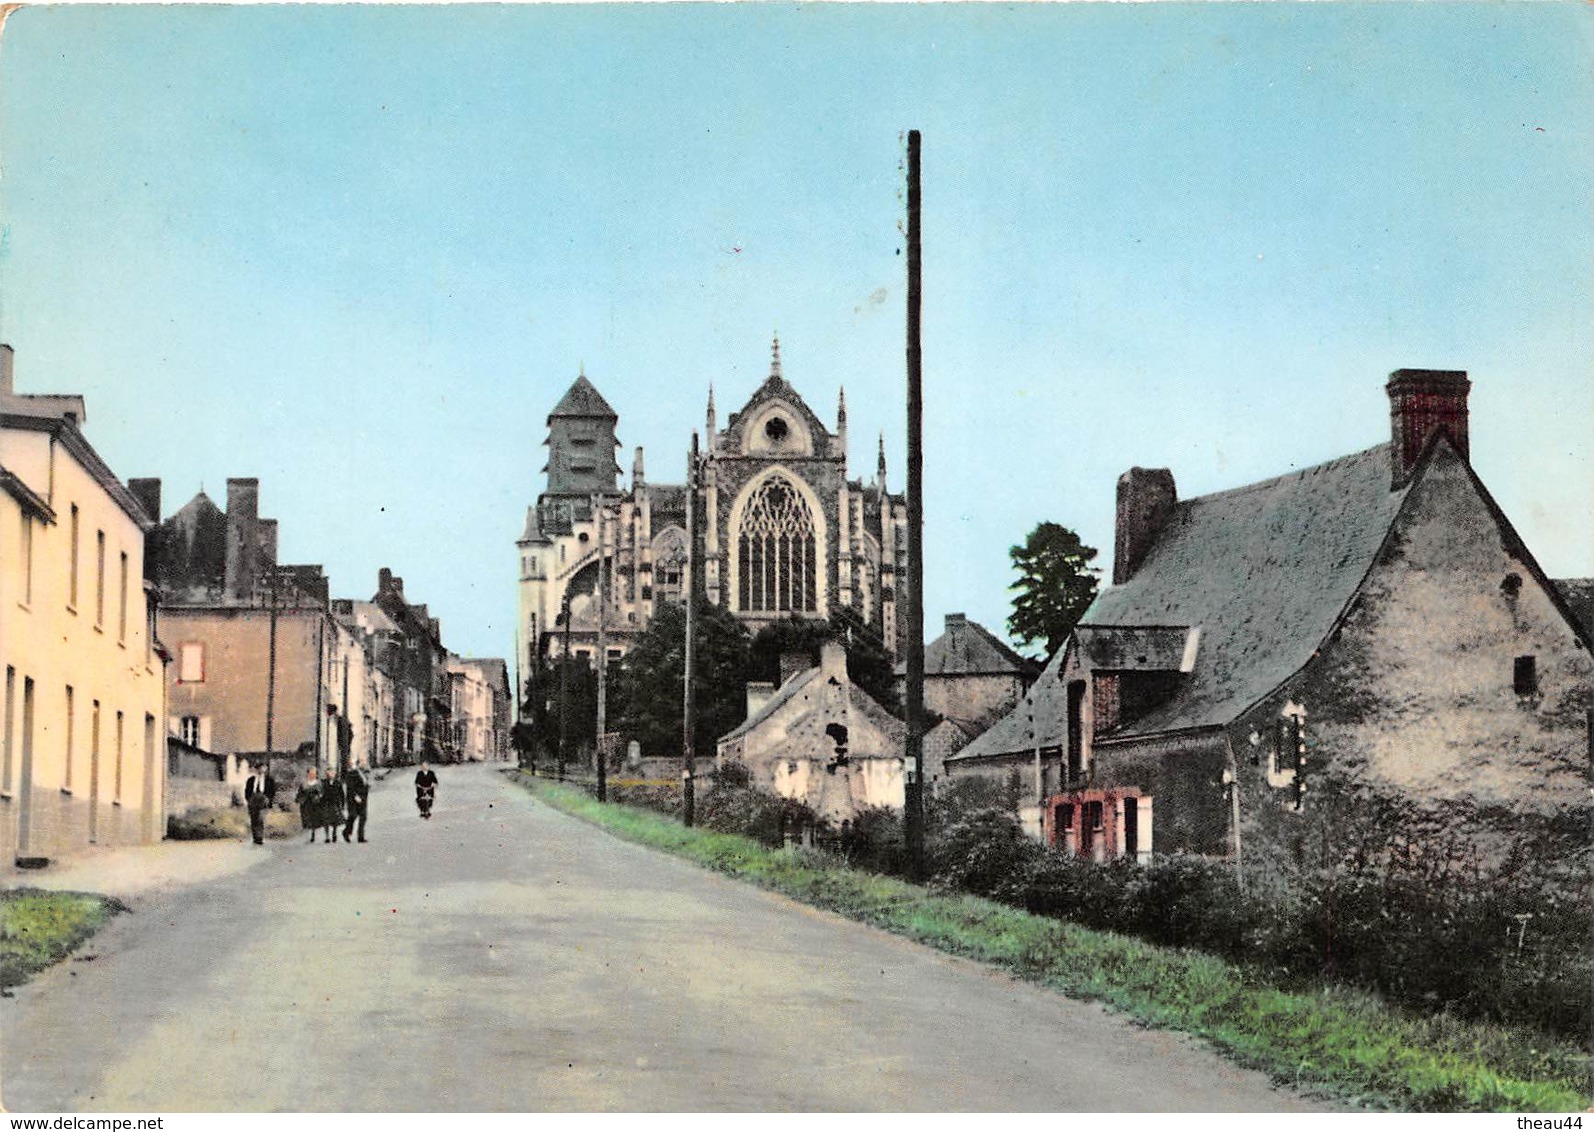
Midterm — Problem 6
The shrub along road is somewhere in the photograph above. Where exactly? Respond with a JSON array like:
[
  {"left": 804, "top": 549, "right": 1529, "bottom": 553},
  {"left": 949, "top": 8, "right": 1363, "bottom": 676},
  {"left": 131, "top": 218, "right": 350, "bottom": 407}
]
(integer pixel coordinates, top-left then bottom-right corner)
[{"left": 2, "top": 762, "right": 1325, "bottom": 1112}]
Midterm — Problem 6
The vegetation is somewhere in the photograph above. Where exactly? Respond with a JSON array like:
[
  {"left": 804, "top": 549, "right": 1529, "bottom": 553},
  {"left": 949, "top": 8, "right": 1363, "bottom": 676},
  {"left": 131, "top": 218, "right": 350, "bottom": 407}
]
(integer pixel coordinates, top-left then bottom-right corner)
[
  {"left": 509, "top": 770, "right": 1593, "bottom": 1113},
  {"left": 614, "top": 598, "right": 751, "bottom": 759},
  {"left": 0, "top": 889, "right": 124, "bottom": 988},
  {"left": 748, "top": 607, "right": 900, "bottom": 715},
  {"left": 1007, "top": 521, "right": 1100, "bottom": 658},
  {"left": 167, "top": 804, "right": 299, "bottom": 841}
]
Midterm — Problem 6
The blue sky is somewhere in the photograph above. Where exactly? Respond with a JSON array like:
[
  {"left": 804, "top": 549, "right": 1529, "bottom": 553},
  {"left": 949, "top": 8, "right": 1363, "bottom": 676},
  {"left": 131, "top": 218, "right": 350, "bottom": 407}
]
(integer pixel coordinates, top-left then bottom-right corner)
[{"left": 2, "top": 3, "right": 1590, "bottom": 665}]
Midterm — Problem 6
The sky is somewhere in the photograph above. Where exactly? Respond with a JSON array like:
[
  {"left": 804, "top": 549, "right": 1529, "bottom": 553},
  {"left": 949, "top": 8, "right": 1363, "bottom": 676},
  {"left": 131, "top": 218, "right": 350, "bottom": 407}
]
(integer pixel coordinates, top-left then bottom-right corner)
[{"left": 2, "top": 3, "right": 1590, "bottom": 666}]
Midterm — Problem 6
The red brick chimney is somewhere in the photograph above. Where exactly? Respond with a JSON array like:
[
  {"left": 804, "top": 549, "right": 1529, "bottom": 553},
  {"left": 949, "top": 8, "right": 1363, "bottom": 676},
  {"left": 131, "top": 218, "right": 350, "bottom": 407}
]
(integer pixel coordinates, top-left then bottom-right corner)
[
  {"left": 1387, "top": 369, "right": 1470, "bottom": 490},
  {"left": 1113, "top": 468, "right": 1177, "bottom": 585}
]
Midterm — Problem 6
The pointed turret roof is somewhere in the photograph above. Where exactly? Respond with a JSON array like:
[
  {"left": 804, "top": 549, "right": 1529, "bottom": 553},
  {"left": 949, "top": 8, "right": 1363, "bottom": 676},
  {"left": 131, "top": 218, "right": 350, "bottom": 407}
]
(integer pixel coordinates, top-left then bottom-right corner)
[{"left": 548, "top": 373, "right": 618, "bottom": 421}]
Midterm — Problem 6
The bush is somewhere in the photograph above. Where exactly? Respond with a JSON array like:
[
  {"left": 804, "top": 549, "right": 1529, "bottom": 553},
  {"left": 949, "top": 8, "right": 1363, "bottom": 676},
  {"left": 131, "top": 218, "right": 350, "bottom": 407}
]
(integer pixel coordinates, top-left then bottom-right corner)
[
  {"left": 928, "top": 807, "right": 1046, "bottom": 898},
  {"left": 835, "top": 806, "right": 909, "bottom": 877}
]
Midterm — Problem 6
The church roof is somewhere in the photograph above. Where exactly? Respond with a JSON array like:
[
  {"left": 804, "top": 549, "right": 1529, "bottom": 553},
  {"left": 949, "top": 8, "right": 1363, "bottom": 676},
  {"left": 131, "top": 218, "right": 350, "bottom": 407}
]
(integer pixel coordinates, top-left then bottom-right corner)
[
  {"left": 721, "top": 336, "right": 835, "bottom": 451},
  {"left": 954, "top": 442, "right": 1415, "bottom": 761},
  {"left": 548, "top": 374, "right": 618, "bottom": 421}
]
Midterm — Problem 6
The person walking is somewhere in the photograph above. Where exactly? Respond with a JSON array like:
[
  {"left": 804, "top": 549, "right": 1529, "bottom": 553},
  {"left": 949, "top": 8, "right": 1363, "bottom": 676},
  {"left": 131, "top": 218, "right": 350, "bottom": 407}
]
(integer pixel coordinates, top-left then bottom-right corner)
[
  {"left": 244, "top": 762, "right": 277, "bottom": 845},
  {"left": 414, "top": 762, "right": 438, "bottom": 820},
  {"left": 321, "top": 769, "right": 346, "bottom": 847},
  {"left": 296, "top": 767, "right": 323, "bottom": 843},
  {"left": 342, "top": 760, "right": 370, "bottom": 843}
]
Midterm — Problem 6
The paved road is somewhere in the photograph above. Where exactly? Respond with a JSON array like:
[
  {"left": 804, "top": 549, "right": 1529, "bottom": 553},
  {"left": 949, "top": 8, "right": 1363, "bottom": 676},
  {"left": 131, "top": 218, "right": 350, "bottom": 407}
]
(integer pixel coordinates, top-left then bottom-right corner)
[{"left": 3, "top": 764, "right": 1327, "bottom": 1112}]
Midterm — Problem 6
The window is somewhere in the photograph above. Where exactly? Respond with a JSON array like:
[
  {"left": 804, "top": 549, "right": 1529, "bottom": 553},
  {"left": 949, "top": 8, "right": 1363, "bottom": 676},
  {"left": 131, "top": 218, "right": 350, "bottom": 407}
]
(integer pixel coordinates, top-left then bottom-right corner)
[
  {"left": 118, "top": 551, "right": 129, "bottom": 643},
  {"left": 178, "top": 642, "right": 205, "bottom": 684},
  {"left": 89, "top": 700, "right": 101, "bottom": 843},
  {"left": 95, "top": 530, "right": 106, "bottom": 627},
  {"left": 114, "top": 710, "right": 124, "bottom": 804},
  {"left": 69, "top": 505, "right": 80, "bottom": 609},
  {"left": 1514, "top": 655, "right": 1538, "bottom": 696},
  {"left": 179, "top": 716, "right": 201, "bottom": 747},
  {"left": 64, "top": 686, "right": 75, "bottom": 793},
  {"left": 1123, "top": 796, "right": 1139, "bottom": 858},
  {"left": 19, "top": 512, "right": 33, "bottom": 606},
  {"left": 737, "top": 475, "right": 817, "bottom": 613}
]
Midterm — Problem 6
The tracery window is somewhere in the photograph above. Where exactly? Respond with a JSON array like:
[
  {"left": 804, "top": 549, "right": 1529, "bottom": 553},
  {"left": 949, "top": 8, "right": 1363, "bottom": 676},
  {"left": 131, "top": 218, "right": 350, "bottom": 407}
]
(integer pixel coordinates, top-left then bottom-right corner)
[{"left": 738, "top": 476, "right": 817, "bottom": 613}]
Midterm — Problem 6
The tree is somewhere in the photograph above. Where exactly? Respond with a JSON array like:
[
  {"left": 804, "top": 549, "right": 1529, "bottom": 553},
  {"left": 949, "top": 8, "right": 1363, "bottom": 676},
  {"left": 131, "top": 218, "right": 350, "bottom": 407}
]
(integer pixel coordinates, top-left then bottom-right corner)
[
  {"left": 1007, "top": 521, "right": 1100, "bottom": 658},
  {"left": 615, "top": 597, "right": 751, "bottom": 758},
  {"left": 748, "top": 608, "right": 901, "bottom": 716}
]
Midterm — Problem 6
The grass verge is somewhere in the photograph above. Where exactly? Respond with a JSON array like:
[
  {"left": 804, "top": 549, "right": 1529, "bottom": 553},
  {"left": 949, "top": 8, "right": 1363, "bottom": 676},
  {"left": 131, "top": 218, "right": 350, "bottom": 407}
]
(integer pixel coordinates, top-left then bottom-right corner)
[
  {"left": 509, "top": 770, "right": 1592, "bottom": 1113},
  {"left": 0, "top": 888, "right": 124, "bottom": 988}
]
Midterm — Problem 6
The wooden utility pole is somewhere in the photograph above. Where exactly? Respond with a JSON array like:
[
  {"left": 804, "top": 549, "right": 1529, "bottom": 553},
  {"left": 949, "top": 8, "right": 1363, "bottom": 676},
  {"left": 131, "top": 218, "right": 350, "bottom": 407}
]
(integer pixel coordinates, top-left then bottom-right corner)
[
  {"left": 682, "top": 431, "right": 699, "bottom": 827},
  {"left": 558, "top": 593, "right": 571, "bottom": 781},
  {"left": 904, "top": 129, "right": 926, "bottom": 882},
  {"left": 595, "top": 499, "right": 608, "bottom": 803}
]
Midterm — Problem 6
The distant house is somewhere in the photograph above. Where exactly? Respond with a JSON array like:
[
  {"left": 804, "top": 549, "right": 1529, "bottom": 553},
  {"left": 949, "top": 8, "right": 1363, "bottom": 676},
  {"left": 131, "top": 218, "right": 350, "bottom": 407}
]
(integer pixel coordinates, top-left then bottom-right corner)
[
  {"left": 445, "top": 656, "right": 511, "bottom": 762},
  {"left": 959, "top": 369, "right": 1593, "bottom": 867},
  {"left": 718, "top": 642, "right": 905, "bottom": 824}
]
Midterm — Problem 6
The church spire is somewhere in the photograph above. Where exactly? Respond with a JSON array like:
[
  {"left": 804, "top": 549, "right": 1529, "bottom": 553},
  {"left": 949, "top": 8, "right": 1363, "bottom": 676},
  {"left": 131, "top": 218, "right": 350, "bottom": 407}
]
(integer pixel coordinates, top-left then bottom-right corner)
[
  {"left": 769, "top": 333, "right": 782, "bottom": 381},
  {"left": 877, "top": 432, "right": 888, "bottom": 490},
  {"left": 706, "top": 383, "right": 717, "bottom": 436},
  {"left": 837, "top": 386, "right": 848, "bottom": 429}
]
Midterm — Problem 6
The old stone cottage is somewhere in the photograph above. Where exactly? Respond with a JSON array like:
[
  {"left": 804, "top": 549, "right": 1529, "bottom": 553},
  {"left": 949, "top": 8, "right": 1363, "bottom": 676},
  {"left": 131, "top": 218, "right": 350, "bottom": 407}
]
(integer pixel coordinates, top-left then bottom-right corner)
[{"left": 958, "top": 369, "right": 1593, "bottom": 867}]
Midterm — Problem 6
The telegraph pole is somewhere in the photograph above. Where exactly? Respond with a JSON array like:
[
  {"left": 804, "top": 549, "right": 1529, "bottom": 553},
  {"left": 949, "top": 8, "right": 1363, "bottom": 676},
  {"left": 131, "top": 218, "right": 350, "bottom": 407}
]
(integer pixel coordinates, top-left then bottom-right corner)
[
  {"left": 558, "top": 593, "right": 571, "bottom": 781},
  {"left": 904, "top": 128, "right": 927, "bottom": 882},
  {"left": 682, "top": 431, "right": 699, "bottom": 828},
  {"left": 595, "top": 499, "right": 609, "bottom": 803}
]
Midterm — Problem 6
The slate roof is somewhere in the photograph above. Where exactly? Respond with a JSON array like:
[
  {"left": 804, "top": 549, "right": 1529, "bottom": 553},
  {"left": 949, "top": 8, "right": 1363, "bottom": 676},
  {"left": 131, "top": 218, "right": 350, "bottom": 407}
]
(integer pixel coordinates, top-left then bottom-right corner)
[
  {"left": 719, "top": 663, "right": 905, "bottom": 745},
  {"left": 954, "top": 442, "right": 1412, "bottom": 760},
  {"left": 548, "top": 375, "right": 618, "bottom": 420},
  {"left": 918, "top": 616, "right": 1035, "bottom": 677}
]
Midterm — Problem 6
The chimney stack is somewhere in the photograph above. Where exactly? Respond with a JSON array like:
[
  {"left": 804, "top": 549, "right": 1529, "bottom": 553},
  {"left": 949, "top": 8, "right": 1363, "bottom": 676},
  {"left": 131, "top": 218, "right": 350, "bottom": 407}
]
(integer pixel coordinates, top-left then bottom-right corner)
[
  {"left": 1113, "top": 467, "right": 1177, "bottom": 586},
  {"left": 224, "top": 478, "right": 261, "bottom": 602},
  {"left": 1387, "top": 369, "right": 1470, "bottom": 489},
  {"left": 0, "top": 344, "right": 14, "bottom": 397},
  {"left": 127, "top": 478, "right": 162, "bottom": 583}
]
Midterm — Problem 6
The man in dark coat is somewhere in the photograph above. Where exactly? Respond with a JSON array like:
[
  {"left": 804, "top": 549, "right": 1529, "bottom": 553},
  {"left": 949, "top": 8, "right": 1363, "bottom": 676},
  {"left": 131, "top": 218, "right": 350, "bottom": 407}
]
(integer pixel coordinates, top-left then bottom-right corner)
[
  {"left": 342, "top": 760, "right": 370, "bottom": 843},
  {"left": 244, "top": 762, "right": 277, "bottom": 845}
]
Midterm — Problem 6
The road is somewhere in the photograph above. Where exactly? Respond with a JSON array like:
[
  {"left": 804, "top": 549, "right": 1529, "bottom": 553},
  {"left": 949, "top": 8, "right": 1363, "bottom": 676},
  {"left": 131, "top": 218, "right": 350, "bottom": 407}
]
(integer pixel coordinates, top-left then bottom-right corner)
[{"left": 2, "top": 763, "right": 1328, "bottom": 1112}]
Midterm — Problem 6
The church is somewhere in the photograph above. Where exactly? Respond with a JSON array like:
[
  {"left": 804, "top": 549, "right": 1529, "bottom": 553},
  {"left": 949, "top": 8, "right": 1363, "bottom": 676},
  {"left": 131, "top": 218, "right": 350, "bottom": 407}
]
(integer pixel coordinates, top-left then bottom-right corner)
[{"left": 516, "top": 338, "right": 908, "bottom": 698}]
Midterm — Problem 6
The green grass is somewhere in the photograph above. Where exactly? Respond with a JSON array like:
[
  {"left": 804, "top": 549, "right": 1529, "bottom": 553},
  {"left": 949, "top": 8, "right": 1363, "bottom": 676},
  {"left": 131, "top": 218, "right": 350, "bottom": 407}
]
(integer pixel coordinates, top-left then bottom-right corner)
[
  {"left": 509, "top": 770, "right": 1593, "bottom": 1113},
  {"left": 0, "top": 888, "right": 124, "bottom": 988}
]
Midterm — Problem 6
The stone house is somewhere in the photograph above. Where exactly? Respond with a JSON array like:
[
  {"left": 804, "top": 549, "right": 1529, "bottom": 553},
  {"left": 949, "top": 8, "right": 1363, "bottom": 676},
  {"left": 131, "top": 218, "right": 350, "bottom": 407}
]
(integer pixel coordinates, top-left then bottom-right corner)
[
  {"left": 903, "top": 612, "right": 1036, "bottom": 792},
  {"left": 1, "top": 345, "right": 168, "bottom": 866},
  {"left": 718, "top": 641, "right": 906, "bottom": 824},
  {"left": 445, "top": 656, "right": 510, "bottom": 762},
  {"left": 960, "top": 369, "right": 1593, "bottom": 869}
]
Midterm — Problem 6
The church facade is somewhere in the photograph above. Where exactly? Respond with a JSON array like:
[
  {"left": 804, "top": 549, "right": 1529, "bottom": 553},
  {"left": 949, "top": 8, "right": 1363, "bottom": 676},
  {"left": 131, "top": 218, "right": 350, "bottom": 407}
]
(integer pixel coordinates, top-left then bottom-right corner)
[{"left": 516, "top": 338, "right": 908, "bottom": 700}]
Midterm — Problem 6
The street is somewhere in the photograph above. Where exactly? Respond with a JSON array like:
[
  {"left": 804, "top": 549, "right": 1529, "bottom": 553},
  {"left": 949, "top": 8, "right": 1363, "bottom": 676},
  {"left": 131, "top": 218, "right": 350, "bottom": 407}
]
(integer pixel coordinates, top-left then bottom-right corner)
[{"left": 3, "top": 764, "right": 1327, "bottom": 1112}]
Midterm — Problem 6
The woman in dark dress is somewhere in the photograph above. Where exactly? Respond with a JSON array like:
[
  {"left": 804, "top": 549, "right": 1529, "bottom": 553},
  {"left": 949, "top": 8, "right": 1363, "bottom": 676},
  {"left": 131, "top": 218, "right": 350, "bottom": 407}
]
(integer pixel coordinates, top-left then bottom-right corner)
[
  {"left": 320, "top": 770, "right": 346, "bottom": 847},
  {"left": 415, "top": 762, "right": 438, "bottom": 819},
  {"left": 296, "top": 768, "right": 323, "bottom": 843}
]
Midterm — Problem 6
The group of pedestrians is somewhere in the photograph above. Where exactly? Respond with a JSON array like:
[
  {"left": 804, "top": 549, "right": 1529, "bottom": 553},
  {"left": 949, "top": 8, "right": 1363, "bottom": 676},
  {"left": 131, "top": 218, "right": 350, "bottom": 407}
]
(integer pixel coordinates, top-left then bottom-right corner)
[
  {"left": 292, "top": 761, "right": 373, "bottom": 845},
  {"left": 241, "top": 758, "right": 440, "bottom": 846}
]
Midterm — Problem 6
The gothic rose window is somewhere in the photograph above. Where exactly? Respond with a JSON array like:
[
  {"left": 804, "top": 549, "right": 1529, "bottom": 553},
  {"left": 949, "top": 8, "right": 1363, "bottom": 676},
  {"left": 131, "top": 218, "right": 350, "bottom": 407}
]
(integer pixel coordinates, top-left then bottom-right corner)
[{"left": 738, "top": 475, "right": 817, "bottom": 613}]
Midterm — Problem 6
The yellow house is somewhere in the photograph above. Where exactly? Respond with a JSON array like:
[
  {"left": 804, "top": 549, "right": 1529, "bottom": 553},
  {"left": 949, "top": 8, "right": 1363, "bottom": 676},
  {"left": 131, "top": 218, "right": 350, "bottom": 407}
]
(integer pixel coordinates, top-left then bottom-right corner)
[{"left": 0, "top": 345, "right": 167, "bottom": 867}]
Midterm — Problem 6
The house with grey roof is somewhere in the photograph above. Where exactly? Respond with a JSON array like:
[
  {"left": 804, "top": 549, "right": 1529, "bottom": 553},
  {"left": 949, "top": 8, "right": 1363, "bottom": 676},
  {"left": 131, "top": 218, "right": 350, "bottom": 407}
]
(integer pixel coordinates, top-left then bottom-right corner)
[
  {"left": 953, "top": 369, "right": 1593, "bottom": 868},
  {"left": 898, "top": 613, "right": 1037, "bottom": 791}
]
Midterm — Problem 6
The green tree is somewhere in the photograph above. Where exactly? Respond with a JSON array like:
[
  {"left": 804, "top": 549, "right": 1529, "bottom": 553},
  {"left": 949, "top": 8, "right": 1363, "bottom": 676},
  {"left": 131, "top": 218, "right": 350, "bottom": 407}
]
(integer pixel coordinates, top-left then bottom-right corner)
[
  {"left": 748, "top": 608, "right": 901, "bottom": 716},
  {"left": 1007, "top": 521, "right": 1100, "bottom": 658},
  {"left": 616, "top": 597, "right": 751, "bottom": 758}
]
